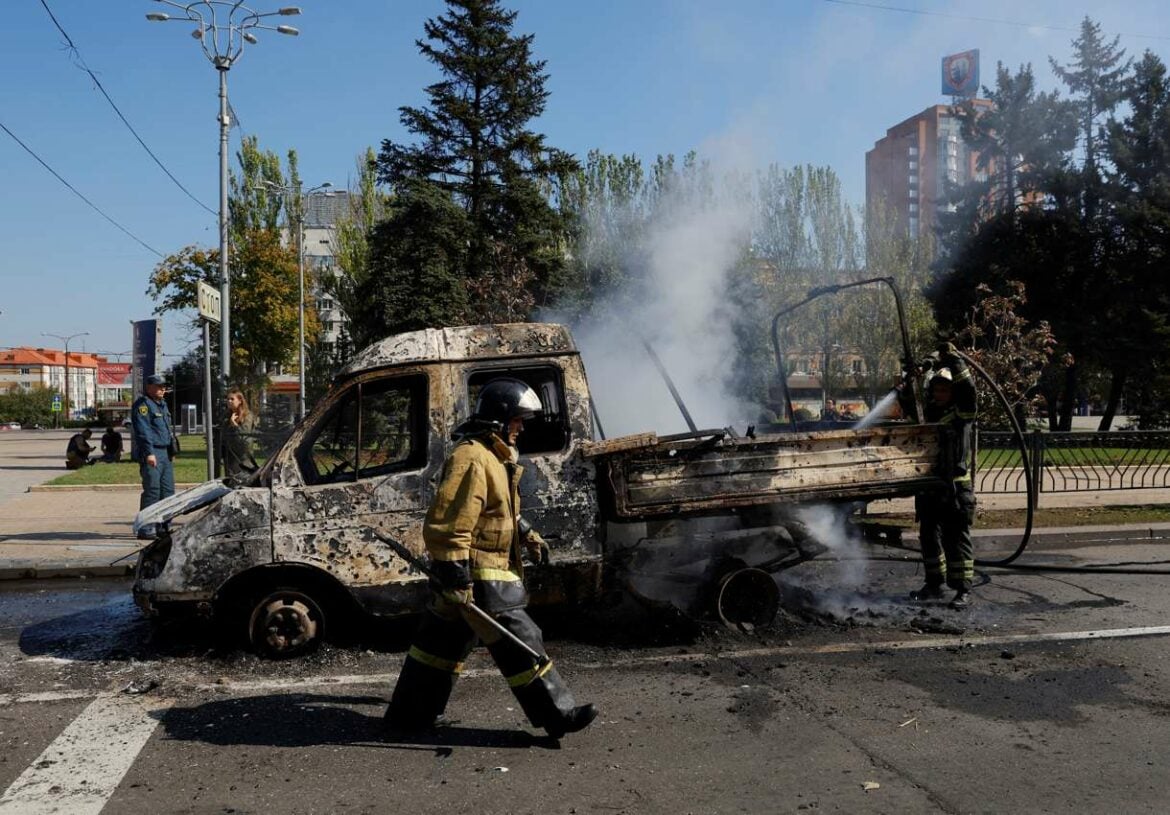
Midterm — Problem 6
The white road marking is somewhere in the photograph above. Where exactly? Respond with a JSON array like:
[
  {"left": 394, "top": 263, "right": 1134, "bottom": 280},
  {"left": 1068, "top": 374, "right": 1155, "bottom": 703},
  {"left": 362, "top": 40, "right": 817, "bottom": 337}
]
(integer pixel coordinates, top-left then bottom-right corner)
[
  {"left": 0, "top": 692, "right": 168, "bottom": 815},
  {"left": 0, "top": 690, "right": 93, "bottom": 707},
  {"left": 5, "top": 624, "right": 1170, "bottom": 709}
]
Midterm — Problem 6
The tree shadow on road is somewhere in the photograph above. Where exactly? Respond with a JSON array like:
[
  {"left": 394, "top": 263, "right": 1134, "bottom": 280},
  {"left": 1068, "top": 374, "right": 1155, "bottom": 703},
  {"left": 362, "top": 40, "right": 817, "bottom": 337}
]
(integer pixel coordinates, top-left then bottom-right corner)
[{"left": 158, "top": 692, "right": 559, "bottom": 751}]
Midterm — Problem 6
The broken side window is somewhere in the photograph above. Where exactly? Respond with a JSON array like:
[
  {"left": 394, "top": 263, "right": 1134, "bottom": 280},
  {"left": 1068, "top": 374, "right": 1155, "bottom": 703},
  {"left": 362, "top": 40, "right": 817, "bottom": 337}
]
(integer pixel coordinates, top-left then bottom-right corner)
[
  {"left": 467, "top": 365, "right": 569, "bottom": 455},
  {"left": 299, "top": 374, "right": 428, "bottom": 484},
  {"left": 357, "top": 375, "right": 428, "bottom": 479},
  {"left": 303, "top": 391, "right": 359, "bottom": 484}
]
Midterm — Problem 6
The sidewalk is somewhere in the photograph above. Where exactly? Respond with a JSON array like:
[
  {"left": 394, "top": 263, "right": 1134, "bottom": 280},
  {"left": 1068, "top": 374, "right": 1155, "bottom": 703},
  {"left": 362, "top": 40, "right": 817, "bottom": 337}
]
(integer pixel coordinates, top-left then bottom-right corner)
[{"left": 0, "top": 488, "right": 143, "bottom": 580}]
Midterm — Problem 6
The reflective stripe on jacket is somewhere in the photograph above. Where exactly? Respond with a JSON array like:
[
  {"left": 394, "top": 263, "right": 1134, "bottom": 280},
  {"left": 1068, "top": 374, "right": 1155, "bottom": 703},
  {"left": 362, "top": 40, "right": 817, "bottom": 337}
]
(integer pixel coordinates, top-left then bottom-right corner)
[{"left": 423, "top": 434, "right": 525, "bottom": 580}]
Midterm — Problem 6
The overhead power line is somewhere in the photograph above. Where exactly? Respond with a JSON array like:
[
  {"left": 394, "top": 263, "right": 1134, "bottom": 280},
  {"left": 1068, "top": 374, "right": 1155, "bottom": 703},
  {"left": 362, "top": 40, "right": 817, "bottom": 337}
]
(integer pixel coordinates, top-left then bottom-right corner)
[
  {"left": 821, "top": 0, "right": 1170, "bottom": 43},
  {"left": 38, "top": 0, "right": 217, "bottom": 216},
  {"left": 0, "top": 119, "right": 164, "bottom": 258}
]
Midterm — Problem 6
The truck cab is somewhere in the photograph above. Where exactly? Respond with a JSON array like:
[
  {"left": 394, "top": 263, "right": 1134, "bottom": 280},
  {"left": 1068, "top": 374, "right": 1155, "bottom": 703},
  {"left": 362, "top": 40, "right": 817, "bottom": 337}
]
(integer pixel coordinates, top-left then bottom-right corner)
[{"left": 133, "top": 323, "right": 602, "bottom": 657}]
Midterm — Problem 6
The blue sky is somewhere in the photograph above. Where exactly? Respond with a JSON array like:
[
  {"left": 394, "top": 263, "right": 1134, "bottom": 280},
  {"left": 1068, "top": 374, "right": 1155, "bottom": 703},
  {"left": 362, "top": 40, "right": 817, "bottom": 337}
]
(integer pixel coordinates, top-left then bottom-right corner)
[{"left": 3, "top": 0, "right": 1169, "bottom": 360}]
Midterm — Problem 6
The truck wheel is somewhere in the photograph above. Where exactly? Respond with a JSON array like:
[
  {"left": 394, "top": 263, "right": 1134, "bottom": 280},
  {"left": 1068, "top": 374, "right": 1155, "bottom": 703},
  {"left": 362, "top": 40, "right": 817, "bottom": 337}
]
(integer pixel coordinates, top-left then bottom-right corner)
[{"left": 247, "top": 587, "right": 326, "bottom": 659}]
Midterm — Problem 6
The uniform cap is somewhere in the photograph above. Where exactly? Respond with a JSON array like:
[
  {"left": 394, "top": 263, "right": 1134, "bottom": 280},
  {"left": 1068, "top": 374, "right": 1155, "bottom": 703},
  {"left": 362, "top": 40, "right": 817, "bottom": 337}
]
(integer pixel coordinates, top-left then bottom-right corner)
[{"left": 145, "top": 374, "right": 167, "bottom": 386}]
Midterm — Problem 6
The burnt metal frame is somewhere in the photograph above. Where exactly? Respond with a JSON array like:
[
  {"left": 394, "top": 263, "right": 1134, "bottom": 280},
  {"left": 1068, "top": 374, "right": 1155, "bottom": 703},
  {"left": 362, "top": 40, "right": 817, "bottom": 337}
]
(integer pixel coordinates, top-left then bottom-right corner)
[{"left": 770, "top": 276, "right": 922, "bottom": 432}]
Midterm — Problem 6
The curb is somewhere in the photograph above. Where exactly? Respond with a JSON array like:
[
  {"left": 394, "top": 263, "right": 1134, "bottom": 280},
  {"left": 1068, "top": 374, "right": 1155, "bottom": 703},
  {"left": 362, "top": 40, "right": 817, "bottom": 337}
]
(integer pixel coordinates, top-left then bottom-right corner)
[
  {"left": 0, "top": 563, "right": 135, "bottom": 581},
  {"left": 27, "top": 483, "right": 200, "bottom": 493}
]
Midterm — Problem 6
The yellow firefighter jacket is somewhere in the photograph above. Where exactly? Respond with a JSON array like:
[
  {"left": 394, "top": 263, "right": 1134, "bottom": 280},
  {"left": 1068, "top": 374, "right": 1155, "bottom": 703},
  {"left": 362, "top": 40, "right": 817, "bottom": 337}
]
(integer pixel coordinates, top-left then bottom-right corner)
[{"left": 423, "top": 433, "right": 526, "bottom": 582}]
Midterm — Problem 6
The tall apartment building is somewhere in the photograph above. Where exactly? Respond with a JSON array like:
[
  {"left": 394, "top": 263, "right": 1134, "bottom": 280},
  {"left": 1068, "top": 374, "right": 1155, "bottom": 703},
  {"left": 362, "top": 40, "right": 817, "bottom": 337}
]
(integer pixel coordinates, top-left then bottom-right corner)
[
  {"left": 302, "top": 191, "right": 350, "bottom": 354},
  {"left": 865, "top": 101, "right": 992, "bottom": 243}
]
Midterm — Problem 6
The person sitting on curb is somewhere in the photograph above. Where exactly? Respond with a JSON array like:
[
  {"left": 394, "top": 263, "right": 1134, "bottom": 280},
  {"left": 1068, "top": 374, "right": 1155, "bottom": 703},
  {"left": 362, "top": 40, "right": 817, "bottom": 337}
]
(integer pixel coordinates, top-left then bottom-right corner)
[
  {"left": 100, "top": 425, "right": 124, "bottom": 463},
  {"left": 65, "top": 428, "right": 97, "bottom": 469}
]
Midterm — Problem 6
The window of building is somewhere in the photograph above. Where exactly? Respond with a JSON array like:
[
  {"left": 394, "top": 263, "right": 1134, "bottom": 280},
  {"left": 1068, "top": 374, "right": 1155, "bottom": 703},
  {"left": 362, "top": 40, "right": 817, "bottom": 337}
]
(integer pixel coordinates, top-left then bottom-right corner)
[
  {"left": 852, "top": 359, "right": 864, "bottom": 374},
  {"left": 907, "top": 146, "right": 918, "bottom": 156},
  {"left": 909, "top": 217, "right": 919, "bottom": 235},
  {"left": 19, "top": 367, "right": 30, "bottom": 375},
  {"left": 467, "top": 366, "right": 569, "bottom": 454},
  {"left": 908, "top": 160, "right": 918, "bottom": 170},
  {"left": 909, "top": 202, "right": 919, "bottom": 213},
  {"left": 299, "top": 374, "right": 428, "bottom": 484},
  {"left": 908, "top": 174, "right": 918, "bottom": 186}
]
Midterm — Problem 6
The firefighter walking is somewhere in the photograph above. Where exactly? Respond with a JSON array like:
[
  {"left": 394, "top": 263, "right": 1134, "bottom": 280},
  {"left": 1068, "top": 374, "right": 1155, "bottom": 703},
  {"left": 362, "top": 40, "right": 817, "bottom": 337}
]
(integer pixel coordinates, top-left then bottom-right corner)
[
  {"left": 908, "top": 343, "right": 978, "bottom": 610},
  {"left": 385, "top": 378, "right": 598, "bottom": 738}
]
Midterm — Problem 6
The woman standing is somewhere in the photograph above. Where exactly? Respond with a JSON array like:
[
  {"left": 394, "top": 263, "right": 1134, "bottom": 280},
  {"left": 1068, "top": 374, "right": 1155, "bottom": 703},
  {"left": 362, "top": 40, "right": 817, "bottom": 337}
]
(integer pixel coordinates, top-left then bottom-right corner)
[{"left": 222, "top": 387, "right": 258, "bottom": 479}]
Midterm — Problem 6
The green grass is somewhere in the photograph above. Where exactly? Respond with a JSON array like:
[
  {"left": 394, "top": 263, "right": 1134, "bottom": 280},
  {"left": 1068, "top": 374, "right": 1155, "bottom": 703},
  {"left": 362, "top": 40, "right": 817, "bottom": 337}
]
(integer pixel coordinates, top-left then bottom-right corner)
[
  {"left": 48, "top": 434, "right": 216, "bottom": 486},
  {"left": 977, "top": 447, "right": 1170, "bottom": 468},
  {"left": 866, "top": 504, "right": 1170, "bottom": 530}
]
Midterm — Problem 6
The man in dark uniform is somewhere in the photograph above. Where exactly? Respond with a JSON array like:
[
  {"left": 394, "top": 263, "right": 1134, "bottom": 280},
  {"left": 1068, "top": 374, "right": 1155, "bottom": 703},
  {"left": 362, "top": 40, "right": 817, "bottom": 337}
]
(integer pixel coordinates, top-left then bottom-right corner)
[
  {"left": 385, "top": 378, "right": 598, "bottom": 739},
  {"left": 908, "top": 342, "right": 978, "bottom": 610},
  {"left": 131, "top": 373, "right": 176, "bottom": 540}
]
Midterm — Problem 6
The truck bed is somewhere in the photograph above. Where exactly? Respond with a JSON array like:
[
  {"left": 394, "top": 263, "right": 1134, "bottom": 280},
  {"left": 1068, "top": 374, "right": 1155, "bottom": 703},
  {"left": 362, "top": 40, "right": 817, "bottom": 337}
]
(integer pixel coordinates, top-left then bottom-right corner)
[{"left": 581, "top": 424, "right": 942, "bottom": 518}]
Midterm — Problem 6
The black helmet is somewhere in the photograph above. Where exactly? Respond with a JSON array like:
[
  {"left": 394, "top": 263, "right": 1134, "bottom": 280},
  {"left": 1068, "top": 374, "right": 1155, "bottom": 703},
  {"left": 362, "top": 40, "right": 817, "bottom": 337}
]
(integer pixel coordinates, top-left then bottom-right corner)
[{"left": 473, "top": 378, "right": 543, "bottom": 430}]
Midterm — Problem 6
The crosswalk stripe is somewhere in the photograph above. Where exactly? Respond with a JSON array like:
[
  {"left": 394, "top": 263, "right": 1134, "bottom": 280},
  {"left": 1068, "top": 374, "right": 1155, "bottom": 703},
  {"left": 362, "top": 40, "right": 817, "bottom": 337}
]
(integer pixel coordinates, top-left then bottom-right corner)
[{"left": 0, "top": 692, "right": 168, "bottom": 815}]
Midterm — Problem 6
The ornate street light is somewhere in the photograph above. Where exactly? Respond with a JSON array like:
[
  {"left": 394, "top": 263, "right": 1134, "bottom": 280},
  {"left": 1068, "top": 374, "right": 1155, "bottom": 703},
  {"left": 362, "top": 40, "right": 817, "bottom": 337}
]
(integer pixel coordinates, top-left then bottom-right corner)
[
  {"left": 43, "top": 331, "right": 90, "bottom": 427},
  {"left": 146, "top": 2, "right": 301, "bottom": 390}
]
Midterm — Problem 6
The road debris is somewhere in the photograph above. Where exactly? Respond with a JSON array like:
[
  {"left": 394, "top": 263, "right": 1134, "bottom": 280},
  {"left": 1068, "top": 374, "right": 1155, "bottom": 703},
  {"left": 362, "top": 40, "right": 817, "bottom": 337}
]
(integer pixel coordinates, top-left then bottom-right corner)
[{"left": 121, "top": 679, "right": 158, "bottom": 695}]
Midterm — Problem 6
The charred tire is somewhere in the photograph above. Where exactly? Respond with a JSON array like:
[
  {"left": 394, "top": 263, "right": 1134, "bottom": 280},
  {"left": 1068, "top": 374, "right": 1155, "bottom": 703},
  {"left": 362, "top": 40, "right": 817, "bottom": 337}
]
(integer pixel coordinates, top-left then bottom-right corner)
[{"left": 246, "top": 587, "right": 327, "bottom": 659}]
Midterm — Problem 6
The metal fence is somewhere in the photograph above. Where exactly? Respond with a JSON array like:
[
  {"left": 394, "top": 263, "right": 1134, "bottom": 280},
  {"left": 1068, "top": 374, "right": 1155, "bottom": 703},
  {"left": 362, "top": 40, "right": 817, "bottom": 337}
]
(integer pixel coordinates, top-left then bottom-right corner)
[{"left": 977, "top": 430, "right": 1170, "bottom": 495}]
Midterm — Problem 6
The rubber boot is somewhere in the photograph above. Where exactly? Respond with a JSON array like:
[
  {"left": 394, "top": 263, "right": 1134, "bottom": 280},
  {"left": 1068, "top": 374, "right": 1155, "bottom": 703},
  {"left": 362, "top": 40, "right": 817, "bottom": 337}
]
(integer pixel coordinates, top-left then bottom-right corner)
[
  {"left": 510, "top": 665, "right": 597, "bottom": 737},
  {"left": 385, "top": 654, "right": 457, "bottom": 731}
]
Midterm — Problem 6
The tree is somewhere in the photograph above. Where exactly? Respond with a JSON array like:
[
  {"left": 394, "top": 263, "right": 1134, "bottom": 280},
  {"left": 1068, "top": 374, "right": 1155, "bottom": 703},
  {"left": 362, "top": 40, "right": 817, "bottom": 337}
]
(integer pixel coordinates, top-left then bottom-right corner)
[
  {"left": 951, "top": 281, "right": 1056, "bottom": 430},
  {"left": 147, "top": 235, "right": 312, "bottom": 399},
  {"left": 950, "top": 63, "right": 1076, "bottom": 221},
  {"left": 357, "top": 179, "right": 471, "bottom": 337},
  {"left": 848, "top": 200, "right": 937, "bottom": 407},
  {"left": 0, "top": 384, "right": 58, "bottom": 427},
  {"left": 371, "top": 0, "right": 575, "bottom": 335},
  {"left": 148, "top": 138, "right": 315, "bottom": 400},
  {"left": 1101, "top": 50, "right": 1170, "bottom": 428},
  {"left": 1051, "top": 16, "right": 1130, "bottom": 222},
  {"left": 322, "top": 147, "right": 390, "bottom": 355}
]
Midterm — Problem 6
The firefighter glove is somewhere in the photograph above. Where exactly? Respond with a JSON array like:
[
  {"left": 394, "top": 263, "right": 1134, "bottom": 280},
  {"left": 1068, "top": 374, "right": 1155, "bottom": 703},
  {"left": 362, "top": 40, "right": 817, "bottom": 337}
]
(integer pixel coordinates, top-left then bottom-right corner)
[
  {"left": 526, "top": 533, "right": 550, "bottom": 567},
  {"left": 431, "top": 559, "right": 472, "bottom": 605},
  {"left": 938, "top": 341, "right": 960, "bottom": 360}
]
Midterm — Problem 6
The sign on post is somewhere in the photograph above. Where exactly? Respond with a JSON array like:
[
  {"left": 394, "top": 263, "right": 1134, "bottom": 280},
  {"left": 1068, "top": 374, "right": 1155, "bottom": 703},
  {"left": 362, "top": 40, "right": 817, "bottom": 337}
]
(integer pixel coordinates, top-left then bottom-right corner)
[
  {"left": 198, "top": 281, "right": 222, "bottom": 324},
  {"left": 51, "top": 395, "right": 62, "bottom": 413},
  {"left": 197, "top": 281, "right": 219, "bottom": 479}
]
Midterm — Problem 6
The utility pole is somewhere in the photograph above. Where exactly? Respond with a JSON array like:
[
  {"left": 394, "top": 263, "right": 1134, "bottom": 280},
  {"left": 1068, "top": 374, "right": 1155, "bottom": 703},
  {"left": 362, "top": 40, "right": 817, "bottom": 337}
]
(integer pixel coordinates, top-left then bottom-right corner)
[
  {"left": 43, "top": 331, "right": 88, "bottom": 427},
  {"left": 257, "top": 180, "right": 332, "bottom": 421},
  {"left": 147, "top": 1, "right": 301, "bottom": 394}
]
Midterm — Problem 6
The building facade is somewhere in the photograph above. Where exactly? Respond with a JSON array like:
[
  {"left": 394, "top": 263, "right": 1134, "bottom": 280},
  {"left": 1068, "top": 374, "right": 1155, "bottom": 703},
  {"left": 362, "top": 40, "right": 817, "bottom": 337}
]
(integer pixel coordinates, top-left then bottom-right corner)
[
  {"left": 0, "top": 347, "right": 100, "bottom": 416},
  {"left": 865, "top": 101, "right": 992, "bottom": 243}
]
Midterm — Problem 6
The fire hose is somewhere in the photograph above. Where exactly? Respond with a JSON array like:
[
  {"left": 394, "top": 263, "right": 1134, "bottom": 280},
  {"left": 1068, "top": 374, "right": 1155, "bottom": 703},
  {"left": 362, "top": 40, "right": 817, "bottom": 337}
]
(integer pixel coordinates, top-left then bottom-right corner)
[{"left": 929, "top": 350, "right": 1170, "bottom": 575}]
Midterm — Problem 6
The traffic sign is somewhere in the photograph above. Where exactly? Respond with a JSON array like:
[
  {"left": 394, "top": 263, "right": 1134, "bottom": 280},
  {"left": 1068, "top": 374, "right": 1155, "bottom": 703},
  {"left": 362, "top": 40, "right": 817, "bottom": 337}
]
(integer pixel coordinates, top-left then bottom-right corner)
[{"left": 198, "top": 281, "right": 222, "bottom": 324}]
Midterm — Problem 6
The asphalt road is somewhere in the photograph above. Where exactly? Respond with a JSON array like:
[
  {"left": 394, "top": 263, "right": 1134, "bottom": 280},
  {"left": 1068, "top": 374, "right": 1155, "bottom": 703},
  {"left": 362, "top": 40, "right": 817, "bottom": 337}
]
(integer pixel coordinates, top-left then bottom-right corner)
[
  {"left": 0, "top": 429, "right": 74, "bottom": 505},
  {"left": 4, "top": 534, "right": 1170, "bottom": 814}
]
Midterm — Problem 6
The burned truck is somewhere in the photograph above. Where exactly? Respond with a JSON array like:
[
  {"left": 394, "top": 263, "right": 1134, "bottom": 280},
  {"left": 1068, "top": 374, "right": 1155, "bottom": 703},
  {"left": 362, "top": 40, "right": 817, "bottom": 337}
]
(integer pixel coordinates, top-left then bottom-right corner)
[{"left": 133, "top": 320, "right": 945, "bottom": 657}]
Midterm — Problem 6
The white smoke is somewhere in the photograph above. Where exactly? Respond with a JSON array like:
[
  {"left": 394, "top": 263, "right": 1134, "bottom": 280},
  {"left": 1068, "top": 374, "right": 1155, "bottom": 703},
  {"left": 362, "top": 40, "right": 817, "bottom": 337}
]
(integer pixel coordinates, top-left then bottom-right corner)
[{"left": 570, "top": 134, "right": 760, "bottom": 438}]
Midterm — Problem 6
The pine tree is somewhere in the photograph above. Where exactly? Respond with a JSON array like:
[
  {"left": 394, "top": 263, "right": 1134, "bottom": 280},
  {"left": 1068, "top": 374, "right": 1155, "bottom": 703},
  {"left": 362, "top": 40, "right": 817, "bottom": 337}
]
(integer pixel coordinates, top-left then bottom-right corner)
[
  {"left": 372, "top": 0, "right": 575, "bottom": 333},
  {"left": 1051, "top": 16, "right": 1130, "bottom": 221}
]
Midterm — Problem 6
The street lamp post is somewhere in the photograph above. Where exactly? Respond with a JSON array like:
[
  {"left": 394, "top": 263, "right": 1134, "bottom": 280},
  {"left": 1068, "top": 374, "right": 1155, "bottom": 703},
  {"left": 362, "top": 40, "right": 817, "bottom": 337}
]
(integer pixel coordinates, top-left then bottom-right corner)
[
  {"left": 259, "top": 180, "right": 332, "bottom": 421},
  {"left": 146, "top": 2, "right": 301, "bottom": 392},
  {"left": 43, "top": 331, "right": 89, "bottom": 427}
]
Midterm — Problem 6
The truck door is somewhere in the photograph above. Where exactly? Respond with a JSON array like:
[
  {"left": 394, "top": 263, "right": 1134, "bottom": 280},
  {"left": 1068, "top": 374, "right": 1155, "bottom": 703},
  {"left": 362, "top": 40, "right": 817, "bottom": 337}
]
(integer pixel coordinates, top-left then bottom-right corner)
[
  {"left": 466, "top": 364, "right": 599, "bottom": 559},
  {"left": 270, "top": 371, "right": 439, "bottom": 607}
]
